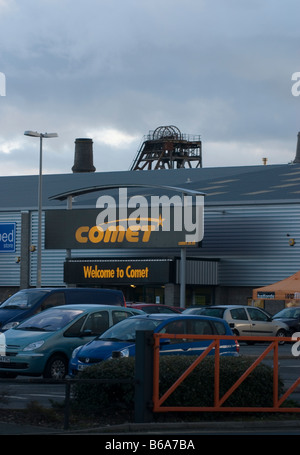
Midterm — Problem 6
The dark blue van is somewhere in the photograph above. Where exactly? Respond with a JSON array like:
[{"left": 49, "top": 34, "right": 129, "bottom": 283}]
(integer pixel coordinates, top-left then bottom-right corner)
[{"left": 0, "top": 288, "right": 125, "bottom": 331}]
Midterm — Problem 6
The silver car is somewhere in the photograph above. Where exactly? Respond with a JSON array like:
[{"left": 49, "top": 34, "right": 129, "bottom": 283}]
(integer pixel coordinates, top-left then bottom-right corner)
[{"left": 183, "top": 305, "right": 289, "bottom": 341}]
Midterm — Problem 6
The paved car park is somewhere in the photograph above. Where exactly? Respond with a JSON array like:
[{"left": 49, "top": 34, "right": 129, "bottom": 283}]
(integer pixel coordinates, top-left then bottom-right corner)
[
  {"left": 1, "top": 340, "right": 299, "bottom": 409},
  {"left": 0, "top": 342, "right": 299, "bottom": 435}
]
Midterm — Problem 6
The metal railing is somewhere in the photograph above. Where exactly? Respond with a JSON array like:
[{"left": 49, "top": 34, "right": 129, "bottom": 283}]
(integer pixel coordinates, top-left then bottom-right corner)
[{"left": 152, "top": 333, "right": 300, "bottom": 414}]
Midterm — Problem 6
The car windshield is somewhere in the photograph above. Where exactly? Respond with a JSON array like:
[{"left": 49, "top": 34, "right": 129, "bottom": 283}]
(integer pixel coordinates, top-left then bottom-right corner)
[
  {"left": 199, "top": 308, "right": 225, "bottom": 318},
  {"left": 99, "top": 317, "right": 162, "bottom": 341},
  {"left": 0, "top": 290, "right": 50, "bottom": 310},
  {"left": 16, "top": 309, "right": 83, "bottom": 332},
  {"left": 183, "top": 308, "right": 203, "bottom": 314},
  {"left": 274, "top": 308, "right": 300, "bottom": 319}
]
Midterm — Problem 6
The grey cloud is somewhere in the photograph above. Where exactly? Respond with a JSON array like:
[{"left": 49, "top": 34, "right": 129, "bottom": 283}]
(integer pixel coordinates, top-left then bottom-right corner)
[{"left": 0, "top": 0, "right": 299, "bottom": 175}]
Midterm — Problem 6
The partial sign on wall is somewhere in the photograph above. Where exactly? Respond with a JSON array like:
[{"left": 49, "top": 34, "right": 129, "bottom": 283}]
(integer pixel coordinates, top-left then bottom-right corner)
[{"left": 0, "top": 223, "right": 16, "bottom": 252}]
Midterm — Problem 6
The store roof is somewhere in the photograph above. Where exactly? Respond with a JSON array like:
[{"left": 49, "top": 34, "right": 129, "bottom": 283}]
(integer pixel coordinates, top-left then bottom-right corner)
[{"left": 1, "top": 163, "right": 300, "bottom": 211}]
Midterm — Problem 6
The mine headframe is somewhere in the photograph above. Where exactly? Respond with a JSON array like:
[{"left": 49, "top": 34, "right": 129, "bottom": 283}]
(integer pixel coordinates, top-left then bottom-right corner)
[{"left": 130, "top": 125, "right": 202, "bottom": 170}]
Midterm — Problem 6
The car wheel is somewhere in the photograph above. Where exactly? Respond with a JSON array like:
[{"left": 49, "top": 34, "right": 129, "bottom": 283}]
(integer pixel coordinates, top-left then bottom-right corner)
[
  {"left": 43, "top": 354, "right": 68, "bottom": 379},
  {"left": 276, "top": 329, "right": 287, "bottom": 345}
]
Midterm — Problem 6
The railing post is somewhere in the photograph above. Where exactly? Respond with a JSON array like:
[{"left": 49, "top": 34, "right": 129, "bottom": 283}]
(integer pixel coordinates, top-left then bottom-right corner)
[
  {"left": 134, "top": 330, "right": 154, "bottom": 423},
  {"left": 214, "top": 339, "right": 220, "bottom": 407},
  {"left": 273, "top": 340, "right": 279, "bottom": 407},
  {"left": 64, "top": 379, "right": 71, "bottom": 430}
]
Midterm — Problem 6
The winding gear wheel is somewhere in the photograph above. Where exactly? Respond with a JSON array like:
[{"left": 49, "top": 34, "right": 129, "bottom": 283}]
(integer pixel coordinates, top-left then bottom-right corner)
[{"left": 131, "top": 125, "right": 202, "bottom": 170}]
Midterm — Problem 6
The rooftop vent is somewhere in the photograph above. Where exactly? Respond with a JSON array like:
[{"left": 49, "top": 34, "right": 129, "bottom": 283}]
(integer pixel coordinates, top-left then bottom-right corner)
[
  {"left": 72, "top": 138, "right": 96, "bottom": 173},
  {"left": 293, "top": 132, "right": 300, "bottom": 164}
]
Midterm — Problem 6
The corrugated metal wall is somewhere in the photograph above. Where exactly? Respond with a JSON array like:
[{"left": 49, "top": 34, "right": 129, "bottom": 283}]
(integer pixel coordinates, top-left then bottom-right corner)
[
  {"left": 4, "top": 203, "right": 300, "bottom": 289},
  {"left": 30, "top": 212, "right": 65, "bottom": 286},
  {"left": 176, "top": 259, "right": 218, "bottom": 285},
  {"left": 202, "top": 204, "right": 300, "bottom": 287}
]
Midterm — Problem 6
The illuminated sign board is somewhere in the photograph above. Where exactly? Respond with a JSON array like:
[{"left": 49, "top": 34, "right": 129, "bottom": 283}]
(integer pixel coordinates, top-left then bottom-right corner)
[
  {"left": 64, "top": 259, "right": 174, "bottom": 285},
  {"left": 45, "top": 200, "right": 204, "bottom": 249},
  {"left": 0, "top": 223, "right": 16, "bottom": 252}
]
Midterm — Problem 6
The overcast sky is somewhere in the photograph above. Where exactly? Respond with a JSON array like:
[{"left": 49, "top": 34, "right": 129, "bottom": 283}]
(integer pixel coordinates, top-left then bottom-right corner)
[{"left": 0, "top": 0, "right": 299, "bottom": 176}]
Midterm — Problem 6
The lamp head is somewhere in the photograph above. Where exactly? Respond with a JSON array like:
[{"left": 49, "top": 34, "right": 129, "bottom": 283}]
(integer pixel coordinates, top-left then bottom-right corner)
[
  {"left": 24, "top": 130, "right": 40, "bottom": 137},
  {"left": 24, "top": 131, "right": 58, "bottom": 138}
]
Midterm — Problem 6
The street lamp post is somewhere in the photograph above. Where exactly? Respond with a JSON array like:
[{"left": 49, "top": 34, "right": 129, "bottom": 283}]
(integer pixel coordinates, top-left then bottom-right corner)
[{"left": 24, "top": 131, "right": 58, "bottom": 288}]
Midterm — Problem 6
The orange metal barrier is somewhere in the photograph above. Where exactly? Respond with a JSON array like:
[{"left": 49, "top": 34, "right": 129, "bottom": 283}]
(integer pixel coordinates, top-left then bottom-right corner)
[{"left": 152, "top": 333, "right": 300, "bottom": 413}]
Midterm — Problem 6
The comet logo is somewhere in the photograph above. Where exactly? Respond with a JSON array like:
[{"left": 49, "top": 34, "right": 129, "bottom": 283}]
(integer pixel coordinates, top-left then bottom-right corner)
[
  {"left": 75, "top": 218, "right": 162, "bottom": 244},
  {"left": 94, "top": 188, "right": 204, "bottom": 243},
  {"left": 75, "top": 188, "right": 204, "bottom": 245}
]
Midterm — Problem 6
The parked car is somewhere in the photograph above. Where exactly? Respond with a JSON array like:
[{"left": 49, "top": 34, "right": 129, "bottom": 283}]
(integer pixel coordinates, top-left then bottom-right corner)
[
  {"left": 69, "top": 313, "right": 239, "bottom": 376},
  {"left": 0, "top": 304, "right": 142, "bottom": 379},
  {"left": 126, "top": 302, "right": 182, "bottom": 314},
  {"left": 0, "top": 287, "right": 126, "bottom": 332},
  {"left": 183, "top": 305, "right": 289, "bottom": 341},
  {"left": 272, "top": 307, "right": 300, "bottom": 335}
]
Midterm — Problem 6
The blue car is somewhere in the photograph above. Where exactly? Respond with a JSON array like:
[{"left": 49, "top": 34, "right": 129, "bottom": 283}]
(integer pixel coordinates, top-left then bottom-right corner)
[{"left": 69, "top": 314, "right": 239, "bottom": 376}]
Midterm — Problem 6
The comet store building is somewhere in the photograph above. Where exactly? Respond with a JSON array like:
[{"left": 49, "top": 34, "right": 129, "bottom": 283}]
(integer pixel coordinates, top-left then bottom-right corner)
[{"left": 45, "top": 207, "right": 209, "bottom": 306}]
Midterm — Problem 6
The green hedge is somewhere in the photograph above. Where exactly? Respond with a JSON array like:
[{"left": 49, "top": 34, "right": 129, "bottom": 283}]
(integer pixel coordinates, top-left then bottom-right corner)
[
  {"left": 71, "top": 356, "right": 284, "bottom": 414},
  {"left": 72, "top": 357, "right": 135, "bottom": 414}
]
